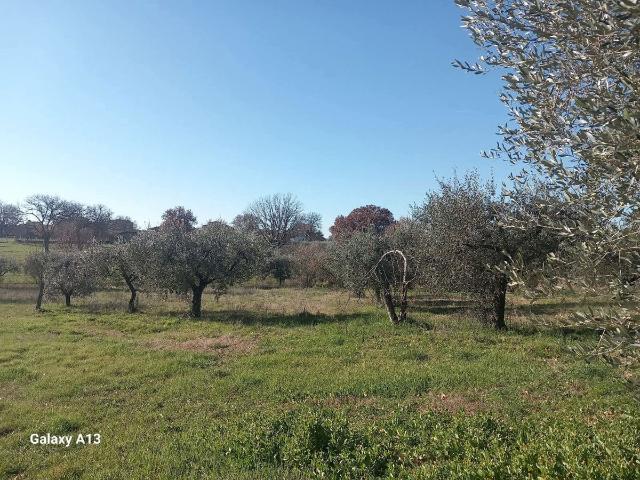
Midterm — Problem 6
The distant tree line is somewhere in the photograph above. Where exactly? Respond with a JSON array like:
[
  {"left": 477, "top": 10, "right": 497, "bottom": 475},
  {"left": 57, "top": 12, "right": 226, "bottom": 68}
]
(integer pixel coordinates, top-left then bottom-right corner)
[{"left": 0, "top": 195, "right": 136, "bottom": 250}]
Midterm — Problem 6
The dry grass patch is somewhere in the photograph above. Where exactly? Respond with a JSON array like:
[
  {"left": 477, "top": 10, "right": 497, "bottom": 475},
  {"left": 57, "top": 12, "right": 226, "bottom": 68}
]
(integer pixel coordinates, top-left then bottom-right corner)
[
  {"left": 418, "top": 391, "right": 487, "bottom": 415},
  {"left": 216, "top": 287, "right": 371, "bottom": 317}
]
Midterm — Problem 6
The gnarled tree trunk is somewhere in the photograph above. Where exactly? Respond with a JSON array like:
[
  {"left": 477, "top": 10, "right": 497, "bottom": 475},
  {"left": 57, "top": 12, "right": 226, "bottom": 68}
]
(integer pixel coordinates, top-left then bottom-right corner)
[
  {"left": 371, "top": 250, "right": 411, "bottom": 325},
  {"left": 398, "top": 282, "right": 409, "bottom": 323},
  {"left": 491, "top": 273, "right": 508, "bottom": 330},
  {"left": 35, "top": 276, "right": 44, "bottom": 311},
  {"left": 381, "top": 288, "right": 399, "bottom": 324},
  {"left": 124, "top": 277, "right": 138, "bottom": 313},
  {"left": 191, "top": 284, "right": 206, "bottom": 318}
]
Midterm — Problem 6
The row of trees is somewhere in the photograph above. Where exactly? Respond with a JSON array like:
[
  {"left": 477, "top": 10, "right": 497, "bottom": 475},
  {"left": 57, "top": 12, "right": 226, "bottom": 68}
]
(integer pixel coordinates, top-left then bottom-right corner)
[
  {"left": 1, "top": 176, "right": 574, "bottom": 330},
  {"left": 17, "top": 222, "right": 266, "bottom": 317}
]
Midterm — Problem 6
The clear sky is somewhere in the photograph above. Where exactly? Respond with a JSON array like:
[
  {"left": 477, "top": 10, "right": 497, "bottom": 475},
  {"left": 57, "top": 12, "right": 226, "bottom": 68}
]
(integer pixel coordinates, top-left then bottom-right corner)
[{"left": 1, "top": 0, "right": 509, "bottom": 233}]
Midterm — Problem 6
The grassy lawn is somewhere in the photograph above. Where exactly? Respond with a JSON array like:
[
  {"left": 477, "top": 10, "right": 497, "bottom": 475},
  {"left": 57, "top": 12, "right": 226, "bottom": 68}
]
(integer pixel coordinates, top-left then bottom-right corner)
[{"left": 0, "top": 287, "right": 639, "bottom": 479}]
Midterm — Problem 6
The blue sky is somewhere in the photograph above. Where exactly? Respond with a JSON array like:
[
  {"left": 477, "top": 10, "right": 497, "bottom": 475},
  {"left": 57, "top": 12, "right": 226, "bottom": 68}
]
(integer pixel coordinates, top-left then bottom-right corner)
[{"left": 1, "top": 0, "right": 509, "bottom": 233}]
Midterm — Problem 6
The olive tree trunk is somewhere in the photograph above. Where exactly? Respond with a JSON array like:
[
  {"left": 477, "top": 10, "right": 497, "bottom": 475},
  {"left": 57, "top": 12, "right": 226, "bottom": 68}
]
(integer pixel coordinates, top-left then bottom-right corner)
[
  {"left": 491, "top": 273, "right": 508, "bottom": 330},
  {"left": 35, "top": 277, "right": 44, "bottom": 311},
  {"left": 191, "top": 284, "right": 206, "bottom": 318},
  {"left": 371, "top": 250, "right": 411, "bottom": 325},
  {"left": 124, "top": 277, "right": 138, "bottom": 313},
  {"left": 381, "top": 288, "right": 399, "bottom": 324}
]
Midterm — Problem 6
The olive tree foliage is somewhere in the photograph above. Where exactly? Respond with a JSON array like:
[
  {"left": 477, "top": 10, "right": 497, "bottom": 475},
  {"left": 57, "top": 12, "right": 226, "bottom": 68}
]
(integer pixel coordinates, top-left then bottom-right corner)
[
  {"left": 412, "top": 173, "right": 563, "bottom": 329},
  {"left": 45, "top": 250, "right": 99, "bottom": 306},
  {"left": 92, "top": 232, "right": 155, "bottom": 313},
  {"left": 24, "top": 252, "right": 48, "bottom": 311},
  {"left": 236, "top": 193, "right": 322, "bottom": 247},
  {"left": 22, "top": 195, "right": 83, "bottom": 252},
  {"left": 455, "top": 0, "right": 640, "bottom": 361},
  {"left": 151, "top": 222, "right": 267, "bottom": 317},
  {"left": 264, "top": 255, "right": 293, "bottom": 286},
  {"left": 329, "top": 223, "right": 421, "bottom": 324},
  {"left": 329, "top": 231, "right": 383, "bottom": 298}
]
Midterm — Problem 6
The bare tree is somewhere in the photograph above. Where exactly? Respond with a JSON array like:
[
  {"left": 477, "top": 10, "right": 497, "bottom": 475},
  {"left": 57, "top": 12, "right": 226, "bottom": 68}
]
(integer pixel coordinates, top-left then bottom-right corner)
[
  {"left": 0, "top": 202, "right": 21, "bottom": 237},
  {"left": 369, "top": 250, "right": 412, "bottom": 324},
  {"left": 241, "top": 193, "right": 320, "bottom": 247},
  {"left": 22, "top": 195, "right": 83, "bottom": 252},
  {"left": 85, "top": 204, "right": 113, "bottom": 242}
]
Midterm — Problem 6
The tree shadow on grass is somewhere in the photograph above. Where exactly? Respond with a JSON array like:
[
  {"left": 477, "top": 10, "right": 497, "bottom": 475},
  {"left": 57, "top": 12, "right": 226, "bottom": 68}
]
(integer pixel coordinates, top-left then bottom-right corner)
[
  {"left": 186, "top": 309, "right": 369, "bottom": 328},
  {"left": 511, "top": 299, "right": 614, "bottom": 316},
  {"left": 410, "top": 298, "right": 476, "bottom": 316},
  {"left": 408, "top": 296, "right": 606, "bottom": 340},
  {"left": 504, "top": 319, "right": 602, "bottom": 340}
]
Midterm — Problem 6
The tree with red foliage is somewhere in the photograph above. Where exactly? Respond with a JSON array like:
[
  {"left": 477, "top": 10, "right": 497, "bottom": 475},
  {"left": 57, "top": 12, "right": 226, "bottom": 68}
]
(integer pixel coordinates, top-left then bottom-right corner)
[
  {"left": 330, "top": 205, "right": 394, "bottom": 240},
  {"left": 160, "top": 206, "right": 197, "bottom": 232}
]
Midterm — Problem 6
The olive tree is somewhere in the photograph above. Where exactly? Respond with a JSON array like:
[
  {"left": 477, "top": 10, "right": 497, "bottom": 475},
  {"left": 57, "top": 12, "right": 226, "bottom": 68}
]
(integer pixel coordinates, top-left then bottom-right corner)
[
  {"left": 329, "top": 223, "right": 420, "bottom": 324},
  {"left": 412, "top": 173, "right": 563, "bottom": 329},
  {"left": 152, "top": 222, "right": 267, "bottom": 317},
  {"left": 264, "top": 255, "right": 293, "bottom": 287},
  {"left": 46, "top": 250, "right": 99, "bottom": 306},
  {"left": 329, "top": 230, "right": 383, "bottom": 299},
  {"left": 24, "top": 252, "right": 48, "bottom": 311},
  {"left": 92, "top": 232, "right": 154, "bottom": 312},
  {"left": 455, "top": 0, "right": 640, "bottom": 357}
]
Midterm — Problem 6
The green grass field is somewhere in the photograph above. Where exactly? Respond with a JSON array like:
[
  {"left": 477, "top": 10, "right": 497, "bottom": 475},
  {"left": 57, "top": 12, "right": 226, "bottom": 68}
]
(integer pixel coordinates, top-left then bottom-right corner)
[{"left": 0, "top": 284, "right": 639, "bottom": 479}]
